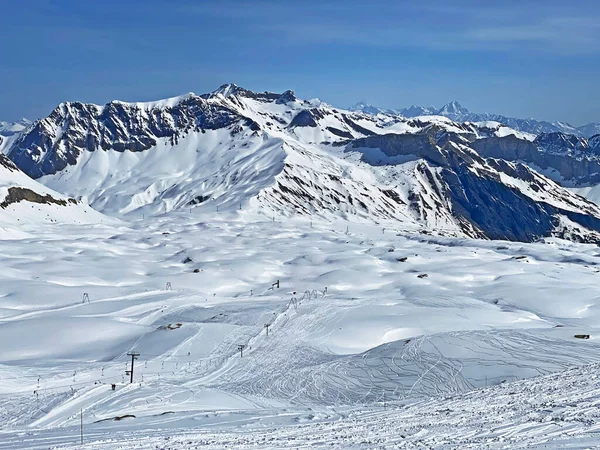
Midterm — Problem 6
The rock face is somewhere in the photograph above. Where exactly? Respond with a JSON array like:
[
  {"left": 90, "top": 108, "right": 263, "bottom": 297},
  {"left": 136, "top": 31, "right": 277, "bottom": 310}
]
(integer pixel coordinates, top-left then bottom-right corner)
[
  {"left": 7, "top": 93, "right": 258, "bottom": 179},
  {"left": 351, "top": 131, "right": 600, "bottom": 242},
  {"left": 0, "top": 186, "right": 75, "bottom": 209},
  {"left": 472, "top": 133, "right": 600, "bottom": 185}
]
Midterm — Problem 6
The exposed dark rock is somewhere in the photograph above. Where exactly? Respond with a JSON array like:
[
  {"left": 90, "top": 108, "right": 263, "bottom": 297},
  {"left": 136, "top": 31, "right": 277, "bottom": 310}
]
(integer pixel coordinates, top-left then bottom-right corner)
[
  {"left": 472, "top": 133, "right": 600, "bottom": 184},
  {"left": 349, "top": 132, "right": 600, "bottom": 243},
  {"left": 203, "top": 83, "right": 281, "bottom": 103},
  {"left": 187, "top": 194, "right": 211, "bottom": 206},
  {"left": 276, "top": 90, "right": 297, "bottom": 104},
  {"left": 289, "top": 109, "right": 323, "bottom": 128},
  {"left": 0, "top": 186, "right": 76, "bottom": 209},
  {"left": 0, "top": 153, "right": 18, "bottom": 172},
  {"left": 326, "top": 127, "right": 353, "bottom": 139},
  {"left": 341, "top": 116, "right": 376, "bottom": 136},
  {"left": 7, "top": 95, "right": 255, "bottom": 179}
]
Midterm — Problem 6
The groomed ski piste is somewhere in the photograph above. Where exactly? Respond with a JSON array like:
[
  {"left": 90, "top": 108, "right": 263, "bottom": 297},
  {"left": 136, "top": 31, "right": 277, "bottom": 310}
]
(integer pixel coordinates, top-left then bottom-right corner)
[{"left": 2, "top": 204, "right": 600, "bottom": 448}]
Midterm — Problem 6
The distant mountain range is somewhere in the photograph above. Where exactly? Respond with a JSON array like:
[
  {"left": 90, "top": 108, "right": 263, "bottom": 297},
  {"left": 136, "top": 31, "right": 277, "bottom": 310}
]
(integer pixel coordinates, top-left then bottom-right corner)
[
  {"left": 348, "top": 101, "right": 598, "bottom": 138},
  {"left": 0, "top": 118, "right": 32, "bottom": 136}
]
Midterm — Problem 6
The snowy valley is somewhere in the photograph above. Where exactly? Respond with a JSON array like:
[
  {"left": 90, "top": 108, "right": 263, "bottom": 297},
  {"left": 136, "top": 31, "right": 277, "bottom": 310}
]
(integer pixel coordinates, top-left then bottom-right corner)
[{"left": 2, "top": 85, "right": 600, "bottom": 448}]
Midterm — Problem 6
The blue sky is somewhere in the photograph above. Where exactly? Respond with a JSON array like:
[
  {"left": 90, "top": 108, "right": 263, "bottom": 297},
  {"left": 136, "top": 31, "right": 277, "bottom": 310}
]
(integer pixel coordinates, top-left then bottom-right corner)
[{"left": 1, "top": 0, "right": 599, "bottom": 125}]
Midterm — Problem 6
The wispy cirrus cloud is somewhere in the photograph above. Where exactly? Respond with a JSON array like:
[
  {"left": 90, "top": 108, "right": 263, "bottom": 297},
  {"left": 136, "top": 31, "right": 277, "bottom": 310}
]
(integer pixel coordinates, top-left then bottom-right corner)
[
  {"left": 176, "top": 0, "right": 600, "bottom": 55},
  {"left": 465, "top": 16, "right": 600, "bottom": 53}
]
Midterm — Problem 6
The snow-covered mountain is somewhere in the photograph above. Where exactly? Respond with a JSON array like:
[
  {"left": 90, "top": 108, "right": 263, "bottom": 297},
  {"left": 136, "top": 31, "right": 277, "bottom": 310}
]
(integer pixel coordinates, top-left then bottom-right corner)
[
  {"left": 578, "top": 122, "right": 600, "bottom": 137},
  {"left": 347, "top": 101, "right": 398, "bottom": 116},
  {"left": 6, "top": 86, "right": 600, "bottom": 449},
  {"left": 0, "top": 118, "right": 31, "bottom": 157},
  {"left": 5, "top": 84, "right": 600, "bottom": 243},
  {"left": 0, "top": 118, "right": 31, "bottom": 137},
  {"left": 354, "top": 100, "right": 600, "bottom": 138}
]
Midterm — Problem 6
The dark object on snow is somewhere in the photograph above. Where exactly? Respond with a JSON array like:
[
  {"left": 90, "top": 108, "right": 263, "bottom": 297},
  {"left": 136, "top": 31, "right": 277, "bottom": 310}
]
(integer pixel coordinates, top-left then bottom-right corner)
[
  {"left": 574, "top": 334, "right": 590, "bottom": 339},
  {"left": 187, "top": 194, "right": 210, "bottom": 206},
  {"left": 397, "top": 257, "right": 408, "bottom": 262},
  {"left": 114, "top": 414, "right": 135, "bottom": 421},
  {"left": 182, "top": 256, "right": 193, "bottom": 264},
  {"left": 111, "top": 384, "right": 116, "bottom": 391},
  {"left": 193, "top": 268, "right": 200, "bottom": 273},
  {"left": 417, "top": 273, "right": 428, "bottom": 278}
]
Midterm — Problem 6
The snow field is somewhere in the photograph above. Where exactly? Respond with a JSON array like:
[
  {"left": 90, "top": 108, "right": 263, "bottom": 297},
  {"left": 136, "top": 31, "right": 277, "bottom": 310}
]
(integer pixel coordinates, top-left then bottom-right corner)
[{"left": 2, "top": 210, "right": 600, "bottom": 446}]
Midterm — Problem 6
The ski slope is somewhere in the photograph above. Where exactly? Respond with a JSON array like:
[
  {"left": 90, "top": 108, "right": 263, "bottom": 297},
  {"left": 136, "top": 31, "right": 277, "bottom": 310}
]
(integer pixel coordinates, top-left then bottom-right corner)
[
  {"left": 2, "top": 207, "right": 600, "bottom": 447},
  {"left": 5, "top": 362, "right": 600, "bottom": 449}
]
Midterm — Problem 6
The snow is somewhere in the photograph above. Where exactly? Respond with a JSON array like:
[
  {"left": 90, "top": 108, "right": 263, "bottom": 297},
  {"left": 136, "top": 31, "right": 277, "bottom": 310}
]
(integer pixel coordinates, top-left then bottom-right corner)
[
  {"left": 472, "top": 121, "right": 537, "bottom": 141},
  {"left": 3, "top": 209, "right": 600, "bottom": 447},
  {"left": 39, "top": 128, "right": 286, "bottom": 218},
  {"left": 4, "top": 88, "right": 600, "bottom": 448},
  {"left": 76, "top": 93, "right": 201, "bottom": 113},
  {"left": 9, "top": 361, "right": 600, "bottom": 449},
  {"left": 0, "top": 118, "right": 31, "bottom": 136},
  {"left": 0, "top": 156, "right": 112, "bottom": 227},
  {"left": 572, "top": 185, "right": 600, "bottom": 205}
]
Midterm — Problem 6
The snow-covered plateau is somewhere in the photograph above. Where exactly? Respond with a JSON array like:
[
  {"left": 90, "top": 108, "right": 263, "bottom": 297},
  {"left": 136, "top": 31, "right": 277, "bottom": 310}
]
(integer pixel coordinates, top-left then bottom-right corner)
[{"left": 2, "top": 85, "right": 600, "bottom": 448}]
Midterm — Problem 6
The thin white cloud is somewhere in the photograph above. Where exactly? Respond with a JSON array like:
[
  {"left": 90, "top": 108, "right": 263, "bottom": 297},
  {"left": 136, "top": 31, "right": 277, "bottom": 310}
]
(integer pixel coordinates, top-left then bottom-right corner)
[
  {"left": 465, "top": 16, "right": 600, "bottom": 53},
  {"left": 174, "top": 1, "right": 600, "bottom": 55}
]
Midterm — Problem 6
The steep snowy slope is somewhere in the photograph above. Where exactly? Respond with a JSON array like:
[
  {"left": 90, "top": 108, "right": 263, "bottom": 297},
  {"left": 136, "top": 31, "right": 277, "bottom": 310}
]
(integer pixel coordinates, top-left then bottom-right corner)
[{"left": 0, "top": 153, "right": 109, "bottom": 229}]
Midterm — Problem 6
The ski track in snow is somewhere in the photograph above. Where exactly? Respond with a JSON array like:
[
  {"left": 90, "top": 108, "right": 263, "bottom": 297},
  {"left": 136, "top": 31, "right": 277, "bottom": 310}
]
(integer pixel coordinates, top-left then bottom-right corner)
[{"left": 2, "top": 210, "right": 600, "bottom": 447}]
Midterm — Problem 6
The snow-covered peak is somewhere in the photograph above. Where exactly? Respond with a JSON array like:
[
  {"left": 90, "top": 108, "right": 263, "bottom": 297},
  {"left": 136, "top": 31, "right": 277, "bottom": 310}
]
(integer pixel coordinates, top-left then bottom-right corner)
[
  {"left": 578, "top": 122, "right": 600, "bottom": 138},
  {"left": 205, "top": 83, "right": 287, "bottom": 104},
  {"left": 437, "top": 100, "right": 469, "bottom": 116},
  {"left": 111, "top": 92, "right": 200, "bottom": 110},
  {"left": 211, "top": 83, "right": 242, "bottom": 97},
  {"left": 349, "top": 100, "right": 369, "bottom": 109},
  {"left": 399, "top": 104, "right": 437, "bottom": 117},
  {"left": 0, "top": 118, "right": 31, "bottom": 136},
  {"left": 348, "top": 101, "right": 396, "bottom": 115},
  {"left": 51, "top": 93, "right": 203, "bottom": 116}
]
